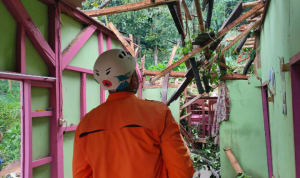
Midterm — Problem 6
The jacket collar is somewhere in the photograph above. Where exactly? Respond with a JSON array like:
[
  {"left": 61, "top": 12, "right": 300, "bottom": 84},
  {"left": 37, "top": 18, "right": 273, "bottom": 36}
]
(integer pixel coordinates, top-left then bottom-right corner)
[{"left": 106, "top": 92, "right": 136, "bottom": 102}]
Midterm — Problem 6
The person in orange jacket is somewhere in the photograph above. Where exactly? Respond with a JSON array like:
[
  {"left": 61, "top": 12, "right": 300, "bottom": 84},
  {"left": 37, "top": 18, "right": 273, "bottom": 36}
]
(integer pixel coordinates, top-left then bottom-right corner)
[{"left": 73, "top": 49, "right": 194, "bottom": 178}]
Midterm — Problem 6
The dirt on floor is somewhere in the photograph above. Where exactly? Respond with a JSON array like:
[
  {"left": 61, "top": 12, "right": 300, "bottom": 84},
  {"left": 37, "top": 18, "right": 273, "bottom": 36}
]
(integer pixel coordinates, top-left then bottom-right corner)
[{"left": 0, "top": 159, "right": 21, "bottom": 178}]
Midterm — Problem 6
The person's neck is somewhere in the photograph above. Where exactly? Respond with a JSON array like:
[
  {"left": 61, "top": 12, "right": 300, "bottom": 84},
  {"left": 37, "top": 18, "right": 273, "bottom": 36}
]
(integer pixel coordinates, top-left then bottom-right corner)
[{"left": 109, "top": 90, "right": 137, "bottom": 95}]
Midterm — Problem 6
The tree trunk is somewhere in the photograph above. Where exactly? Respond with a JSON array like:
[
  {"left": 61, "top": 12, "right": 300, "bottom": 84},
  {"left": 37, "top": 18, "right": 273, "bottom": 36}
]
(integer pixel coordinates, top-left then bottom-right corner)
[
  {"left": 8, "top": 80, "right": 12, "bottom": 93},
  {"left": 154, "top": 43, "right": 158, "bottom": 66}
]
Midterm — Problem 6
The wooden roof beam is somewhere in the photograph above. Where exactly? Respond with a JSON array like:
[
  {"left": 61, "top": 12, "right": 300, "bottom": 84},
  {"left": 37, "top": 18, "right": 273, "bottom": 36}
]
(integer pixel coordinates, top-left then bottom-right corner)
[
  {"left": 181, "top": 0, "right": 192, "bottom": 20},
  {"left": 85, "top": 0, "right": 178, "bottom": 17},
  {"left": 242, "top": 1, "right": 260, "bottom": 9},
  {"left": 150, "top": 2, "right": 264, "bottom": 83}
]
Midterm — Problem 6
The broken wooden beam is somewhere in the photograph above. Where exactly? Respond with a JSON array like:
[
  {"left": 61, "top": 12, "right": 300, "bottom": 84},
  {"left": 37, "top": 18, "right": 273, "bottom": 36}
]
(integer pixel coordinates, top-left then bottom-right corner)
[
  {"left": 203, "top": 19, "right": 261, "bottom": 69},
  {"left": 161, "top": 44, "right": 179, "bottom": 103},
  {"left": 180, "top": 124, "right": 199, "bottom": 149},
  {"left": 205, "top": 0, "right": 214, "bottom": 29},
  {"left": 190, "top": 58, "right": 205, "bottom": 94},
  {"left": 144, "top": 70, "right": 186, "bottom": 78},
  {"left": 168, "top": 2, "right": 184, "bottom": 35},
  {"left": 224, "top": 147, "right": 244, "bottom": 174},
  {"left": 180, "top": 112, "right": 192, "bottom": 120},
  {"left": 85, "top": 0, "right": 178, "bottom": 16},
  {"left": 236, "top": 31, "right": 251, "bottom": 53},
  {"left": 150, "top": 2, "right": 264, "bottom": 82},
  {"left": 246, "top": 18, "right": 261, "bottom": 23},
  {"left": 242, "top": 45, "right": 254, "bottom": 49},
  {"left": 181, "top": 0, "right": 192, "bottom": 20},
  {"left": 108, "top": 22, "right": 135, "bottom": 56},
  {"left": 242, "top": 1, "right": 260, "bottom": 9},
  {"left": 219, "top": 74, "right": 249, "bottom": 80},
  {"left": 181, "top": 93, "right": 207, "bottom": 109}
]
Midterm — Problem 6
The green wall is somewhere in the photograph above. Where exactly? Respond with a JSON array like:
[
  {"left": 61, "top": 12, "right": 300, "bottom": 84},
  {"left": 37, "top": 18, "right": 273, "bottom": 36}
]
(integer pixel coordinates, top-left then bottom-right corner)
[
  {"left": 260, "top": 0, "right": 300, "bottom": 177},
  {"left": 220, "top": 77, "right": 268, "bottom": 178},
  {"left": 142, "top": 88, "right": 180, "bottom": 122}
]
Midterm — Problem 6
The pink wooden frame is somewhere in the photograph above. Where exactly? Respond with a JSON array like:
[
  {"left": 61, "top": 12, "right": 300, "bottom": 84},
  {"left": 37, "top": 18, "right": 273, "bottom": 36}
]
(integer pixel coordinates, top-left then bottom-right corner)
[
  {"left": 261, "top": 83, "right": 274, "bottom": 178},
  {"left": 0, "top": 71, "right": 56, "bottom": 82},
  {"left": 65, "top": 65, "right": 93, "bottom": 74},
  {"left": 16, "top": 24, "right": 26, "bottom": 73},
  {"left": 62, "top": 25, "right": 97, "bottom": 69},
  {"left": 23, "top": 80, "right": 32, "bottom": 178},
  {"left": 64, "top": 125, "right": 78, "bottom": 132},
  {"left": 290, "top": 51, "right": 300, "bottom": 177},
  {"left": 80, "top": 73, "right": 87, "bottom": 119},
  {"left": 98, "top": 31, "right": 106, "bottom": 104},
  {"left": 2, "top": 0, "right": 55, "bottom": 68},
  {"left": 31, "top": 111, "right": 53, "bottom": 118},
  {"left": 31, "top": 81, "right": 53, "bottom": 88},
  {"left": 32, "top": 156, "right": 53, "bottom": 168}
]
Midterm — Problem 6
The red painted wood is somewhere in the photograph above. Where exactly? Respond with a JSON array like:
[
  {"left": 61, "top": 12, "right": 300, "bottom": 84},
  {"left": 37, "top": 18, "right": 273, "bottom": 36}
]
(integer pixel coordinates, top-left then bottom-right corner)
[
  {"left": 31, "top": 81, "right": 53, "bottom": 88},
  {"left": 32, "top": 156, "right": 53, "bottom": 168},
  {"left": 2, "top": 0, "right": 55, "bottom": 68},
  {"left": 106, "top": 36, "right": 112, "bottom": 49},
  {"left": 31, "top": 111, "right": 53, "bottom": 118},
  {"left": 80, "top": 73, "right": 87, "bottom": 119},
  {"left": 48, "top": 5, "right": 64, "bottom": 178},
  {"left": 23, "top": 80, "right": 32, "bottom": 178},
  {"left": 65, "top": 65, "right": 93, "bottom": 75},
  {"left": 290, "top": 54, "right": 300, "bottom": 178},
  {"left": 16, "top": 24, "right": 26, "bottom": 73},
  {"left": 261, "top": 85, "right": 274, "bottom": 178},
  {"left": 62, "top": 25, "right": 97, "bottom": 70},
  {"left": 0, "top": 71, "right": 56, "bottom": 82},
  {"left": 20, "top": 82, "right": 24, "bottom": 178},
  {"left": 97, "top": 31, "right": 106, "bottom": 104},
  {"left": 290, "top": 51, "right": 300, "bottom": 65},
  {"left": 59, "top": 1, "right": 119, "bottom": 41},
  {"left": 64, "top": 125, "right": 78, "bottom": 132}
]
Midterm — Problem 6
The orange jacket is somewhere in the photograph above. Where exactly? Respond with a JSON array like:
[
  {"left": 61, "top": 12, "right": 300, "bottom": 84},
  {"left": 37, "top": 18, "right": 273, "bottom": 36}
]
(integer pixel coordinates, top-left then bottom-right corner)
[{"left": 73, "top": 92, "right": 194, "bottom": 178}]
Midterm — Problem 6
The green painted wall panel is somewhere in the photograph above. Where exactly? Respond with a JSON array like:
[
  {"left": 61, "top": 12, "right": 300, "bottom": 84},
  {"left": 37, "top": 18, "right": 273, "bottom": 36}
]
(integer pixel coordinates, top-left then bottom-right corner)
[
  {"left": 220, "top": 77, "right": 268, "bottom": 178},
  {"left": 86, "top": 74, "right": 100, "bottom": 113},
  {"left": 31, "top": 87, "right": 49, "bottom": 111},
  {"left": 63, "top": 131, "right": 75, "bottom": 178},
  {"left": 25, "top": 37, "right": 49, "bottom": 76},
  {"left": 111, "top": 38, "right": 124, "bottom": 49},
  {"left": 260, "top": 0, "right": 298, "bottom": 177},
  {"left": 32, "top": 117, "right": 50, "bottom": 161},
  {"left": 142, "top": 88, "right": 180, "bottom": 122},
  {"left": 62, "top": 70, "right": 81, "bottom": 126},
  {"left": 61, "top": 14, "right": 83, "bottom": 51},
  {"left": 0, "top": 1, "right": 17, "bottom": 72},
  {"left": 68, "top": 33, "right": 99, "bottom": 70},
  {"left": 33, "top": 163, "right": 51, "bottom": 178},
  {"left": 20, "top": 0, "right": 48, "bottom": 41}
]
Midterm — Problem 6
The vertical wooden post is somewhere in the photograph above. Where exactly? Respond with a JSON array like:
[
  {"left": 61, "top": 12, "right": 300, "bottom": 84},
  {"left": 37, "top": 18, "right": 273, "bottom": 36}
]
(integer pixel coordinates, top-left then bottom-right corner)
[
  {"left": 97, "top": 31, "right": 106, "bottom": 104},
  {"left": 80, "top": 73, "right": 86, "bottom": 119},
  {"left": 48, "top": 4, "right": 64, "bottom": 178},
  {"left": 23, "top": 80, "right": 32, "bottom": 178},
  {"left": 16, "top": 24, "right": 26, "bottom": 73}
]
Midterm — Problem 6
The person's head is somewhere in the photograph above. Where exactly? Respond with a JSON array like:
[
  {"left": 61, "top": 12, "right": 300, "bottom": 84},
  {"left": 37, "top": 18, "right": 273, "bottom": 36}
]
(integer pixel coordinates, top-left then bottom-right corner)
[{"left": 93, "top": 49, "right": 139, "bottom": 94}]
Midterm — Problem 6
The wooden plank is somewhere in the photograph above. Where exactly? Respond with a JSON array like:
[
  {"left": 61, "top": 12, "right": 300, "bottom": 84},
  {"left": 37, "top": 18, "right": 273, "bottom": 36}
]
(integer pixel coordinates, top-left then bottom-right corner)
[
  {"left": 85, "top": 0, "right": 178, "bottom": 16},
  {"left": 65, "top": 65, "right": 93, "bottom": 75},
  {"left": 181, "top": 0, "right": 192, "bottom": 20},
  {"left": 281, "top": 63, "right": 290, "bottom": 72},
  {"left": 242, "top": 45, "right": 254, "bottom": 49},
  {"left": 237, "top": 56, "right": 249, "bottom": 64},
  {"left": 108, "top": 22, "right": 135, "bottom": 56},
  {"left": 129, "top": 34, "right": 134, "bottom": 49},
  {"left": 279, "top": 57, "right": 287, "bottom": 114},
  {"left": 144, "top": 84, "right": 179, "bottom": 89},
  {"left": 32, "top": 157, "right": 53, "bottom": 168},
  {"left": 220, "top": 74, "right": 249, "bottom": 80},
  {"left": 224, "top": 147, "right": 244, "bottom": 174},
  {"left": 161, "top": 44, "right": 179, "bottom": 103},
  {"left": 31, "top": 81, "right": 53, "bottom": 88},
  {"left": 180, "top": 112, "right": 192, "bottom": 120},
  {"left": 98, "top": 31, "right": 106, "bottom": 104},
  {"left": 31, "top": 111, "right": 53, "bottom": 118},
  {"left": 205, "top": 0, "right": 214, "bottom": 29},
  {"left": 80, "top": 73, "right": 86, "bottom": 120},
  {"left": 203, "top": 19, "right": 261, "bottom": 69},
  {"left": 220, "top": 1, "right": 243, "bottom": 30},
  {"left": 16, "top": 24, "right": 26, "bottom": 73},
  {"left": 0, "top": 71, "right": 56, "bottom": 82},
  {"left": 236, "top": 31, "right": 251, "bottom": 53},
  {"left": 2, "top": 0, "right": 55, "bottom": 68},
  {"left": 62, "top": 25, "right": 96, "bottom": 69},
  {"left": 181, "top": 93, "right": 207, "bottom": 110},
  {"left": 48, "top": 5, "right": 64, "bottom": 178},
  {"left": 150, "top": 2, "right": 264, "bottom": 82},
  {"left": 168, "top": 2, "right": 184, "bottom": 35},
  {"left": 242, "top": 1, "right": 260, "bottom": 9},
  {"left": 23, "top": 80, "right": 32, "bottom": 178},
  {"left": 144, "top": 70, "right": 186, "bottom": 78},
  {"left": 190, "top": 57, "right": 204, "bottom": 94},
  {"left": 180, "top": 124, "right": 199, "bottom": 149}
]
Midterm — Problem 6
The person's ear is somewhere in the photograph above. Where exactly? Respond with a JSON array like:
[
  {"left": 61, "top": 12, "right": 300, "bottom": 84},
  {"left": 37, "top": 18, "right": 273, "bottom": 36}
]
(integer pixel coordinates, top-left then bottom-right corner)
[{"left": 131, "top": 73, "right": 138, "bottom": 86}]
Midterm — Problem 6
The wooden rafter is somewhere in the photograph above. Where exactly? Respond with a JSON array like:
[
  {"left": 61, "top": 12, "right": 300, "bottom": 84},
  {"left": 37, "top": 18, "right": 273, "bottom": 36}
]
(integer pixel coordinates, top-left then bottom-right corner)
[
  {"left": 2, "top": 0, "right": 56, "bottom": 68},
  {"left": 203, "top": 19, "right": 261, "bottom": 69},
  {"left": 181, "top": 0, "right": 192, "bottom": 20},
  {"left": 85, "top": 0, "right": 178, "bottom": 17},
  {"left": 62, "top": 25, "right": 97, "bottom": 69},
  {"left": 168, "top": 2, "right": 184, "bottom": 35},
  {"left": 108, "top": 22, "right": 135, "bottom": 56},
  {"left": 150, "top": 2, "right": 264, "bottom": 83},
  {"left": 242, "top": 1, "right": 260, "bottom": 9},
  {"left": 144, "top": 70, "right": 186, "bottom": 78},
  {"left": 161, "top": 44, "right": 179, "bottom": 103}
]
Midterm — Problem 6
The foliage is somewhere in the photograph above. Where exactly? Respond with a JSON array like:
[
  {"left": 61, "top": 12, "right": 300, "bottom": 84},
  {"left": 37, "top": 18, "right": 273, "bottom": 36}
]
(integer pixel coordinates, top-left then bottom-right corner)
[
  {"left": 0, "top": 80, "right": 21, "bottom": 170},
  {"left": 237, "top": 172, "right": 251, "bottom": 178}
]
